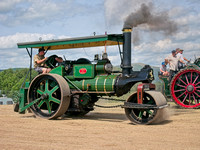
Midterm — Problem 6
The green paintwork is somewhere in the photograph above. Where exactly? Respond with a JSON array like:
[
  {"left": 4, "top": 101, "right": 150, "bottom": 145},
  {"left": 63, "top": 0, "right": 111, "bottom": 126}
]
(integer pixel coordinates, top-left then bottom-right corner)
[
  {"left": 95, "top": 60, "right": 108, "bottom": 75},
  {"left": 67, "top": 74, "right": 117, "bottom": 93},
  {"left": 19, "top": 82, "right": 30, "bottom": 113},
  {"left": 25, "top": 82, "right": 30, "bottom": 88},
  {"left": 17, "top": 34, "right": 123, "bottom": 50},
  {"left": 139, "top": 111, "right": 143, "bottom": 119},
  {"left": 73, "top": 64, "right": 95, "bottom": 78},
  {"left": 19, "top": 88, "right": 28, "bottom": 113},
  {"left": 19, "top": 97, "right": 41, "bottom": 113},
  {"left": 50, "top": 66, "right": 64, "bottom": 76},
  {"left": 95, "top": 65, "right": 105, "bottom": 74},
  {"left": 36, "top": 79, "right": 61, "bottom": 113},
  {"left": 158, "top": 76, "right": 171, "bottom": 98}
]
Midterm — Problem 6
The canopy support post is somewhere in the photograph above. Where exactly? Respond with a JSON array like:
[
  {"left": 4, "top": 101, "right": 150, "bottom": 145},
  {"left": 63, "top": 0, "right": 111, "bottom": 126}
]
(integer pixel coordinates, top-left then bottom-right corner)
[
  {"left": 26, "top": 48, "right": 32, "bottom": 82},
  {"left": 30, "top": 48, "right": 32, "bottom": 82}
]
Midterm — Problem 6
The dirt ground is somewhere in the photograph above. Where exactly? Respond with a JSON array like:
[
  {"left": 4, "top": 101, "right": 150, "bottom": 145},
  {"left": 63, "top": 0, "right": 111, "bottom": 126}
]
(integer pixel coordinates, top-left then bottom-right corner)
[{"left": 0, "top": 101, "right": 200, "bottom": 150}]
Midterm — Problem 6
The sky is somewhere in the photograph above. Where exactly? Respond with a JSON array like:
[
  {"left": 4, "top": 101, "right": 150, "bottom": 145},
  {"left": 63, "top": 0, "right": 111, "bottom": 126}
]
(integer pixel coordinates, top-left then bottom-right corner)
[{"left": 0, "top": 0, "right": 200, "bottom": 69}]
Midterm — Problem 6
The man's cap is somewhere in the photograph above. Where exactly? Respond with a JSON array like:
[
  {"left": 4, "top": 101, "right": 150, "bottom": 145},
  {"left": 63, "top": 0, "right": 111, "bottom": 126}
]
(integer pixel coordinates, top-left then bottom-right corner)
[
  {"left": 162, "top": 62, "right": 165, "bottom": 65},
  {"left": 172, "top": 50, "right": 176, "bottom": 53},
  {"left": 176, "top": 48, "right": 180, "bottom": 51},
  {"left": 38, "top": 47, "right": 45, "bottom": 53},
  {"left": 179, "top": 49, "right": 184, "bottom": 51}
]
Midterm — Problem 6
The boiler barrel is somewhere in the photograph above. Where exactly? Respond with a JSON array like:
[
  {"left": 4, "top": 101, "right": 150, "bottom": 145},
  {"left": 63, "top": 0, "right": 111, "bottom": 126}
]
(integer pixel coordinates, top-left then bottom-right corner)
[{"left": 66, "top": 75, "right": 118, "bottom": 94}]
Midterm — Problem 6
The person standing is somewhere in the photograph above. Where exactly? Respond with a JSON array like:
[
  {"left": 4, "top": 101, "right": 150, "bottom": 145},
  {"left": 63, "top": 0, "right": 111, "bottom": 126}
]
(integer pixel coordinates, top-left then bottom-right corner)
[
  {"left": 165, "top": 50, "right": 179, "bottom": 82},
  {"left": 34, "top": 47, "right": 51, "bottom": 73},
  {"left": 176, "top": 49, "right": 190, "bottom": 69}
]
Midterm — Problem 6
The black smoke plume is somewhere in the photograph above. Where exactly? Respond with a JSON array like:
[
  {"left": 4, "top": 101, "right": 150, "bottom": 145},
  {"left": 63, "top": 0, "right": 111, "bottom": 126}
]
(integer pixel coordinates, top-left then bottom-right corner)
[{"left": 123, "top": 3, "right": 178, "bottom": 35}]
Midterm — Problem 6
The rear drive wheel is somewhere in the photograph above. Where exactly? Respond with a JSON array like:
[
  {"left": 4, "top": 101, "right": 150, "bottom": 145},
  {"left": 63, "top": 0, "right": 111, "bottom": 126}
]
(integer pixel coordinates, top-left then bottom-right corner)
[{"left": 28, "top": 73, "right": 71, "bottom": 119}]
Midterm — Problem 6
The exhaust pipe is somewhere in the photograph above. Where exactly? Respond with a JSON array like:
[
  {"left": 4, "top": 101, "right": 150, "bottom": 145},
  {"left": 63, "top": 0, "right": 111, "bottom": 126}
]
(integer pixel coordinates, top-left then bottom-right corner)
[
  {"left": 115, "top": 28, "right": 155, "bottom": 96},
  {"left": 122, "top": 28, "right": 132, "bottom": 76}
]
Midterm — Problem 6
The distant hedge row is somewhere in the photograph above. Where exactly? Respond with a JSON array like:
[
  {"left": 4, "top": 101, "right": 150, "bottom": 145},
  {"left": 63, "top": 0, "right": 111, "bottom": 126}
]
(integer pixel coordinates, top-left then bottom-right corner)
[{"left": 0, "top": 68, "right": 37, "bottom": 100}]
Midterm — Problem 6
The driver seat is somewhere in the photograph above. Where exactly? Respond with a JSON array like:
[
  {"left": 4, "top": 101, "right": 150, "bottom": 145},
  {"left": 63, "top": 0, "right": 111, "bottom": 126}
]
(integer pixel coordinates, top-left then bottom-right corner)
[{"left": 76, "top": 58, "right": 91, "bottom": 64}]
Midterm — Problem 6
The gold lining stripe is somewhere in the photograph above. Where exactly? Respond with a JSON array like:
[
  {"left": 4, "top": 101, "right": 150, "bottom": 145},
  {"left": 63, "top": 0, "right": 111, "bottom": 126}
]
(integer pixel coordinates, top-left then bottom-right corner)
[
  {"left": 82, "top": 79, "right": 85, "bottom": 90},
  {"left": 104, "top": 78, "right": 108, "bottom": 96},
  {"left": 112, "top": 76, "right": 117, "bottom": 91},
  {"left": 95, "top": 77, "right": 99, "bottom": 93}
]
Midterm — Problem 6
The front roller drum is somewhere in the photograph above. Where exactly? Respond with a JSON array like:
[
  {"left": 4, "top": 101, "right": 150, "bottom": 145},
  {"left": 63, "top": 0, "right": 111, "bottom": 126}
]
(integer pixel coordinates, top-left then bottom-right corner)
[
  {"left": 124, "top": 91, "right": 167, "bottom": 125},
  {"left": 28, "top": 73, "right": 71, "bottom": 119}
]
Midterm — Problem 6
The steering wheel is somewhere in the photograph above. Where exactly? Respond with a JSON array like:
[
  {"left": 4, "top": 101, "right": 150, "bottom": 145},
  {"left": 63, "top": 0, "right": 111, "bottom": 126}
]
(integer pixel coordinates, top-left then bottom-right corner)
[{"left": 45, "top": 55, "right": 58, "bottom": 68}]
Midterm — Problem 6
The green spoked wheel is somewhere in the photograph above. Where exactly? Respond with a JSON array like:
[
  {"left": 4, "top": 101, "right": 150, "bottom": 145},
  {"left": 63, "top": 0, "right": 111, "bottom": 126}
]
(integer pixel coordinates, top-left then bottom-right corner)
[
  {"left": 28, "top": 73, "right": 71, "bottom": 119},
  {"left": 125, "top": 91, "right": 167, "bottom": 125}
]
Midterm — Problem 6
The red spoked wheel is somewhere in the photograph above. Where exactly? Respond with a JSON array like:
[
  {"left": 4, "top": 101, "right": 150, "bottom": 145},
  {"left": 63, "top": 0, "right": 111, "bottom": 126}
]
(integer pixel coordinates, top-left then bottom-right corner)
[{"left": 170, "top": 69, "right": 200, "bottom": 108}]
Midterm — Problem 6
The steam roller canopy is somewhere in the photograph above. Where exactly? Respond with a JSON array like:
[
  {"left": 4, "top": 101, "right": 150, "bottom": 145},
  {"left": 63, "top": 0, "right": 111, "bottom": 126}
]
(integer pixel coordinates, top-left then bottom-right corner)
[{"left": 124, "top": 91, "right": 167, "bottom": 125}]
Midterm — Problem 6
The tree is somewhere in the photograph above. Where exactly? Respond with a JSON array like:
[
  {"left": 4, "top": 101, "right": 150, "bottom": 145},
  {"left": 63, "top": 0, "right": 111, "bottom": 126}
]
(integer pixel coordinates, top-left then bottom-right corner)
[{"left": 0, "top": 68, "right": 38, "bottom": 100}]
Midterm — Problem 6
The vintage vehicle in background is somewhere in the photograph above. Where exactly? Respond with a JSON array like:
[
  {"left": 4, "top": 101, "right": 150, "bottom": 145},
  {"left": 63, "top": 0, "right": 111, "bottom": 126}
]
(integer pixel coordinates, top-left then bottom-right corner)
[
  {"left": 14, "top": 28, "right": 168, "bottom": 125},
  {"left": 159, "top": 57, "right": 200, "bottom": 108}
]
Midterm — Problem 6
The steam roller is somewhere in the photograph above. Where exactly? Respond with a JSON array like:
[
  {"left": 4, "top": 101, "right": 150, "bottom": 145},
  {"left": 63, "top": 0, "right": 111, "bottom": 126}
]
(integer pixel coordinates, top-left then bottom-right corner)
[
  {"left": 159, "top": 55, "right": 200, "bottom": 109},
  {"left": 15, "top": 28, "right": 168, "bottom": 125}
]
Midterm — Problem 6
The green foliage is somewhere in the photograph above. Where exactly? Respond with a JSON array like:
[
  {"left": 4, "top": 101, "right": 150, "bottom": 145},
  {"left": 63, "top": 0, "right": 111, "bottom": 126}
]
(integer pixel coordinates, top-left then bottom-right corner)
[{"left": 0, "top": 68, "right": 38, "bottom": 101}]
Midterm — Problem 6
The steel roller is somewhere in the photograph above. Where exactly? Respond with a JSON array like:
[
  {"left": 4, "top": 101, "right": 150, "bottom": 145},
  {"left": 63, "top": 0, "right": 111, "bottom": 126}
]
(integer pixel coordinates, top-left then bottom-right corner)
[{"left": 125, "top": 91, "right": 168, "bottom": 125}]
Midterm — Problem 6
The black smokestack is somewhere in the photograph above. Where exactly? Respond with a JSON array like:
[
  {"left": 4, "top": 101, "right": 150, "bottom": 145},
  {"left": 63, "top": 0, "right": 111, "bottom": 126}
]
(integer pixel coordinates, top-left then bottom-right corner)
[
  {"left": 123, "top": 3, "right": 178, "bottom": 35},
  {"left": 122, "top": 28, "right": 132, "bottom": 76}
]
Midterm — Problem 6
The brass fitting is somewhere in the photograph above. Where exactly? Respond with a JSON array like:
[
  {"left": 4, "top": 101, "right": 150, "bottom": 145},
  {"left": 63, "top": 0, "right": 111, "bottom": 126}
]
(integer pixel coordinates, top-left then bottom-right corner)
[{"left": 122, "top": 28, "right": 132, "bottom": 32}]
